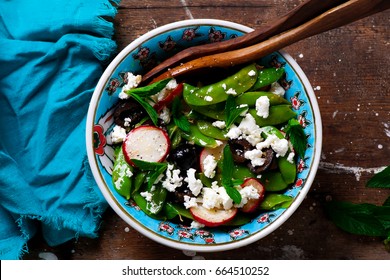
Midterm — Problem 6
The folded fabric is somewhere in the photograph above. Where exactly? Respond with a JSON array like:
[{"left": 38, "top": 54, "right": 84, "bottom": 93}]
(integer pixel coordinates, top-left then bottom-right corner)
[{"left": 0, "top": 0, "right": 120, "bottom": 259}]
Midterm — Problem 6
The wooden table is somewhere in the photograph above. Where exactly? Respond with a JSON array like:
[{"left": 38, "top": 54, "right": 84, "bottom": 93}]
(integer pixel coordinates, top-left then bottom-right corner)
[{"left": 26, "top": 0, "right": 389, "bottom": 260}]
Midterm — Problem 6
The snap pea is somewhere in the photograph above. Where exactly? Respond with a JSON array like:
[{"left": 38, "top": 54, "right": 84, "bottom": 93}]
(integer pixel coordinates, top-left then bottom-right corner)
[
  {"left": 235, "top": 91, "right": 290, "bottom": 107},
  {"left": 112, "top": 147, "right": 134, "bottom": 200},
  {"left": 260, "top": 171, "right": 289, "bottom": 192},
  {"left": 261, "top": 126, "right": 285, "bottom": 139},
  {"left": 197, "top": 120, "right": 227, "bottom": 140},
  {"left": 183, "top": 64, "right": 258, "bottom": 106},
  {"left": 233, "top": 165, "right": 255, "bottom": 180},
  {"left": 133, "top": 193, "right": 165, "bottom": 219},
  {"left": 248, "top": 105, "right": 296, "bottom": 127},
  {"left": 146, "top": 184, "right": 168, "bottom": 215},
  {"left": 132, "top": 171, "right": 147, "bottom": 195},
  {"left": 181, "top": 124, "right": 220, "bottom": 148},
  {"left": 259, "top": 194, "right": 293, "bottom": 210},
  {"left": 189, "top": 104, "right": 225, "bottom": 120},
  {"left": 250, "top": 67, "right": 285, "bottom": 91},
  {"left": 277, "top": 156, "right": 297, "bottom": 184}
]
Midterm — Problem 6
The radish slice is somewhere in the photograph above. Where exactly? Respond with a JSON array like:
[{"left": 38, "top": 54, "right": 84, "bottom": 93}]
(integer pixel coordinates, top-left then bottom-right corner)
[
  {"left": 122, "top": 125, "right": 170, "bottom": 166},
  {"left": 240, "top": 178, "right": 265, "bottom": 213},
  {"left": 190, "top": 206, "right": 237, "bottom": 227}
]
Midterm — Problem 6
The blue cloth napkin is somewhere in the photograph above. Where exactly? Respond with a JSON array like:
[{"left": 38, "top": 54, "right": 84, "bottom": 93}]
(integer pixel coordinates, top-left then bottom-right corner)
[{"left": 0, "top": 0, "right": 120, "bottom": 259}]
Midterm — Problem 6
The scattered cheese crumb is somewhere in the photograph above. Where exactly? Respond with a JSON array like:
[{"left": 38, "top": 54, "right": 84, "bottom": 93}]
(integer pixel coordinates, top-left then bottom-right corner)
[
  {"left": 111, "top": 125, "right": 127, "bottom": 144},
  {"left": 226, "top": 88, "right": 237, "bottom": 95},
  {"left": 255, "top": 96, "right": 270, "bottom": 118},
  {"left": 212, "top": 120, "right": 226, "bottom": 129}
]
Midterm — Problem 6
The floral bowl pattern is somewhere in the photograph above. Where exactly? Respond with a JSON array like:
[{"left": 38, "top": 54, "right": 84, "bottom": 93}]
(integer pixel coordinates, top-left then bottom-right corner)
[{"left": 86, "top": 19, "right": 322, "bottom": 252}]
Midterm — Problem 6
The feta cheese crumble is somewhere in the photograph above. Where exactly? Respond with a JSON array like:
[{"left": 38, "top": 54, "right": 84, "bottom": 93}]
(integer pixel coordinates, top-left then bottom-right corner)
[
  {"left": 140, "top": 191, "right": 152, "bottom": 202},
  {"left": 212, "top": 120, "right": 226, "bottom": 129},
  {"left": 226, "top": 88, "right": 237, "bottom": 95},
  {"left": 119, "top": 72, "right": 142, "bottom": 99},
  {"left": 248, "top": 70, "right": 256, "bottom": 76},
  {"left": 202, "top": 155, "right": 218, "bottom": 178},
  {"left": 269, "top": 82, "right": 285, "bottom": 97},
  {"left": 255, "top": 96, "right": 270, "bottom": 118},
  {"left": 158, "top": 107, "right": 171, "bottom": 124},
  {"left": 190, "top": 221, "right": 205, "bottom": 229},
  {"left": 162, "top": 164, "right": 183, "bottom": 192},
  {"left": 111, "top": 125, "right": 127, "bottom": 144},
  {"left": 184, "top": 195, "right": 198, "bottom": 209},
  {"left": 204, "top": 96, "right": 213, "bottom": 102},
  {"left": 185, "top": 168, "right": 203, "bottom": 196}
]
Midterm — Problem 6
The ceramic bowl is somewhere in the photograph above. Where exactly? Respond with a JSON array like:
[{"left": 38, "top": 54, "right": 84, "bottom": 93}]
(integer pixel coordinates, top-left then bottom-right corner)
[{"left": 86, "top": 19, "right": 322, "bottom": 252}]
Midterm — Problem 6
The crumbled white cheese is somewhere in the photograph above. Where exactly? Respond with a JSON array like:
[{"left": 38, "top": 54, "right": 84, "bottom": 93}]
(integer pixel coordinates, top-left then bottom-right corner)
[
  {"left": 183, "top": 195, "right": 198, "bottom": 209},
  {"left": 217, "top": 187, "right": 233, "bottom": 210},
  {"left": 244, "top": 149, "right": 266, "bottom": 167},
  {"left": 287, "top": 151, "right": 295, "bottom": 163},
  {"left": 201, "top": 187, "right": 220, "bottom": 210},
  {"left": 158, "top": 107, "right": 171, "bottom": 124},
  {"left": 123, "top": 117, "right": 132, "bottom": 127},
  {"left": 225, "top": 125, "right": 241, "bottom": 139},
  {"left": 255, "top": 96, "right": 270, "bottom": 118},
  {"left": 152, "top": 78, "right": 178, "bottom": 102},
  {"left": 221, "top": 83, "right": 227, "bottom": 90},
  {"left": 238, "top": 113, "right": 263, "bottom": 146},
  {"left": 162, "top": 164, "right": 183, "bottom": 192},
  {"left": 269, "top": 82, "right": 285, "bottom": 97},
  {"left": 226, "top": 88, "right": 237, "bottom": 95},
  {"left": 111, "top": 125, "right": 127, "bottom": 144},
  {"left": 140, "top": 191, "right": 153, "bottom": 202},
  {"left": 256, "top": 134, "right": 289, "bottom": 157},
  {"left": 185, "top": 168, "right": 203, "bottom": 196},
  {"left": 202, "top": 155, "right": 217, "bottom": 178},
  {"left": 212, "top": 120, "right": 226, "bottom": 129},
  {"left": 119, "top": 72, "right": 142, "bottom": 99},
  {"left": 190, "top": 220, "right": 205, "bottom": 229},
  {"left": 248, "top": 70, "right": 256, "bottom": 76},
  {"left": 204, "top": 96, "right": 213, "bottom": 102},
  {"left": 235, "top": 185, "right": 260, "bottom": 208}
]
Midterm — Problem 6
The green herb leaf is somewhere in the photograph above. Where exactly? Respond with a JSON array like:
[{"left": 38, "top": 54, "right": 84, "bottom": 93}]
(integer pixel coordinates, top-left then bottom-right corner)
[
  {"left": 131, "top": 159, "right": 167, "bottom": 171},
  {"left": 325, "top": 200, "right": 390, "bottom": 237},
  {"left": 225, "top": 95, "right": 248, "bottom": 128},
  {"left": 172, "top": 96, "right": 190, "bottom": 132},
  {"left": 366, "top": 166, "right": 390, "bottom": 188},
  {"left": 221, "top": 145, "right": 242, "bottom": 204},
  {"left": 225, "top": 186, "right": 242, "bottom": 204},
  {"left": 130, "top": 93, "right": 159, "bottom": 126},
  {"left": 285, "top": 118, "right": 307, "bottom": 159},
  {"left": 147, "top": 164, "right": 168, "bottom": 190},
  {"left": 125, "top": 78, "right": 172, "bottom": 97}
]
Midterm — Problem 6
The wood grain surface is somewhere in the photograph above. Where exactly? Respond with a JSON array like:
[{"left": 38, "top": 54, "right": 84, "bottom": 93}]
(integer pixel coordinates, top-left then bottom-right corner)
[{"left": 25, "top": 0, "right": 389, "bottom": 260}]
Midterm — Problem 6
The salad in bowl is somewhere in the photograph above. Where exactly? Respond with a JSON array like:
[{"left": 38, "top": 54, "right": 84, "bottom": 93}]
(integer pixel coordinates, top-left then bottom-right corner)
[{"left": 86, "top": 19, "right": 322, "bottom": 252}]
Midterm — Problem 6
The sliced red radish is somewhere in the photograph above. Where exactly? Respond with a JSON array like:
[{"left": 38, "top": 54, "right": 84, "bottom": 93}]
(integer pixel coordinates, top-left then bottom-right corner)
[
  {"left": 199, "top": 142, "right": 226, "bottom": 173},
  {"left": 153, "top": 83, "right": 184, "bottom": 112},
  {"left": 240, "top": 178, "right": 265, "bottom": 213},
  {"left": 190, "top": 206, "right": 237, "bottom": 227},
  {"left": 122, "top": 125, "right": 170, "bottom": 166}
]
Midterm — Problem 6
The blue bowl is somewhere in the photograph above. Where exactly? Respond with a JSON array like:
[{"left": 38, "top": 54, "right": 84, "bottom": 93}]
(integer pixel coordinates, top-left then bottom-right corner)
[{"left": 86, "top": 19, "right": 322, "bottom": 252}]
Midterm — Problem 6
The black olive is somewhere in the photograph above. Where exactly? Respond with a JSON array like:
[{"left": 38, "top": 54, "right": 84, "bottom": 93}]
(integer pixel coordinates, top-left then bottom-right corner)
[
  {"left": 168, "top": 144, "right": 198, "bottom": 173},
  {"left": 113, "top": 100, "right": 147, "bottom": 128},
  {"left": 228, "top": 139, "right": 253, "bottom": 163},
  {"left": 247, "top": 148, "right": 275, "bottom": 174},
  {"left": 168, "top": 181, "right": 193, "bottom": 204}
]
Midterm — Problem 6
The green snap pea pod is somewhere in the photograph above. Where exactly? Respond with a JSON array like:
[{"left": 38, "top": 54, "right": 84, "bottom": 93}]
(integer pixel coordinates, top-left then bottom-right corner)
[
  {"left": 233, "top": 164, "right": 255, "bottom": 180},
  {"left": 183, "top": 64, "right": 258, "bottom": 106},
  {"left": 235, "top": 91, "right": 289, "bottom": 107},
  {"left": 248, "top": 105, "right": 296, "bottom": 127},
  {"left": 133, "top": 193, "right": 165, "bottom": 219},
  {"left": 197, "top": 120, "right": 227, "bottom": 140},
  {"left": 199, "top": 173, "right": 213, "bottom": 188},
  {"left": 277, "top": 156, "right": 297, "bottom": 184},
  {"left": 166, "top": 123, "right": 183, "bottom": 150},
  {"left": 261, "top": 126, "right": 285, "bottom": 139},
  {"left": 112, "top": 148, "right": 134, "bottom": 200},
  {"left": 146, "top": 183, "right": 168, "bottom": 215},
  {"left": 259, "top": 194, "right": 293, "bottom": 210},
  {"left": 164, "top": 203, "right": 193, "bottom": 221},
  {"left": 181, "top": 124, "right": 220, "bottom": 148},
  {"left": 189, "top": 105, "right": 225, "bottom": 120},
  {"left": 250, "top": 67, "right": 285, "bottom": 91},
  {"left": 132, "top": 171, "right": 147, "bottom": 195},
  {"left": 260, "top": 171, "right": 289, "bottom": 192}
]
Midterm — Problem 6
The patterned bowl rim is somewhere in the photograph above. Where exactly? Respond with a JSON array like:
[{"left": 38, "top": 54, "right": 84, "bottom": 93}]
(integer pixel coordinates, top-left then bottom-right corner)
[{"left": 86, "top": 19, "right": 323, "bottom": 252}]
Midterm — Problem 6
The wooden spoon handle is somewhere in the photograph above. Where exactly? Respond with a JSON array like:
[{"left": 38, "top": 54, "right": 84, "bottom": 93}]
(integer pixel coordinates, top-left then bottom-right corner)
[
  {"left": 152, "top": 0, "right": 389, "bottom": 82},
  {"left": 142, "top": 0, "right": 347, "bottom": 82}
]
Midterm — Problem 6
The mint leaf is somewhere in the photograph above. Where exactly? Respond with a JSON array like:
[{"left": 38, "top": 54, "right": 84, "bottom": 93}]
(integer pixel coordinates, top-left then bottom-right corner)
[
  {"left": 366, "top": 166, "right": 390, "bottom": 188},
  {"left": 221, "top": 145, "right": 242, "bottom": 204},
  {"left": 125, "top": 78, "right": 171, "bottom": 97},
  {"left": 325, "top": 200, "right": 389, "bottom": 237},
  {"left": 172, "top": 97, "right": 190, "bottom": 133},
  {"left": 130, "top": 93, "right": 159, "bottom": 126},
  {"left": 131, "top": 159, "right": 167, "bottom": 171},
  {"left": 225, "top": 95, "right": 248, "bottom": 128},
  {"left": 285, "top": 118, "right": 307, "bottom": 158}
]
